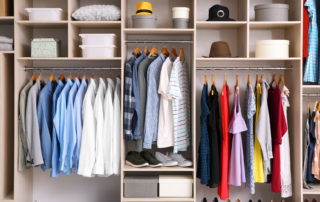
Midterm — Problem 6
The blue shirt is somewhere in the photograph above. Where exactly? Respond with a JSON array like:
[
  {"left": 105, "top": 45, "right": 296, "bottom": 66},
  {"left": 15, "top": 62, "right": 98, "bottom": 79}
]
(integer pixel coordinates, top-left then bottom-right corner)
[
  {"left": 53, "top": 78, "right": 73, "bottom": 174},
  {"left": 132, "top": 51, "right": 147, "bottom": 139},
  {"left": 37, "top": 80, "right": 56, "bottom": 171},
  {"left": 197, "top": 84, "right": 210, "bottom": 185},
  {"left": 143, "top": 53, "right": 167, "bottom": 149},
  {"left": 51, "top": 80, "right": 65, "bottom": 177},
  {"left": 72, "top": 78, "right": 87, "bottom": 173},
  {"left": 304, "top": 0, "right": 319, "bottom": 82},
  {"left": 65, "top": 78, "right": 80, "bottom": 170}
]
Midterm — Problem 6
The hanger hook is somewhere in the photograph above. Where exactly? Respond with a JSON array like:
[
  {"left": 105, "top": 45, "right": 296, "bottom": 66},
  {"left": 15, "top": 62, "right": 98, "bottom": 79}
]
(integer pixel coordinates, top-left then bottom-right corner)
[
  {"left": 153, "top": 40, "right": 154, "bottom": 47},
  {"left": 225, "top": 67, "right": 226, "bottom": 75},
  {"left": 205, "top": 67, "right": 207, "bottom": 75},
  {"left": 163, "top": 40, "right": 165, "bottom": 48},
  {"left": 237, "top": 68, "right": 238, "bottom": 75},
  {"left": 181, "top": 40, "right": 183, "bottom": 48},
  {"left": 173, "top": 42, "right": 174, "bottom": 48},
  {"left": 40, "top": 69, "right": 42, "bottom": 75}
]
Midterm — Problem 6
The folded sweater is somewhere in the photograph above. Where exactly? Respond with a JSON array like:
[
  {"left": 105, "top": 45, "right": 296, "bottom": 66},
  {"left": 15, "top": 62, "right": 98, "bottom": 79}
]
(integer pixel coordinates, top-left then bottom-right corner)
[
  {"left": 0, "top": 36, "right": 13, "bottom": 44},
  {"left": 0, "top": 43, "right": 13, "bottom": 51}
]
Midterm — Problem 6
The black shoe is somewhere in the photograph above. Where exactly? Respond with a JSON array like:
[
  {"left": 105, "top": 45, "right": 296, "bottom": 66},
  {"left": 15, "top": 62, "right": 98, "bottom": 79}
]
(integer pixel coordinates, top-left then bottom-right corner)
[
  {"left": 202, "top": 198, "right": 207, "bottom": 202},
  {"left": 213, "top": 198, "right": 219, "bottom": 202},
  {"left": 140, "top": 151, "right": 162, "bottom": 167},
  {"left": 125, "top": 151, "right": 149, "bottom": 167}
]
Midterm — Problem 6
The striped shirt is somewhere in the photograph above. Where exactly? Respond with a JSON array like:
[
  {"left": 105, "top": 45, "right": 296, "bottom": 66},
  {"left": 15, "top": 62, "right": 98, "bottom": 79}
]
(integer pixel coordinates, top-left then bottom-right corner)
[{"left": 168, "top": 58, "right": 191, "bottom": 153}]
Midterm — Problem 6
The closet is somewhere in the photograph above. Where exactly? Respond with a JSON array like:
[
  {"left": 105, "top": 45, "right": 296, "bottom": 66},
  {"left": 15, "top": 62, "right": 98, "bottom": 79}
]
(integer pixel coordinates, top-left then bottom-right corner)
[{"left": 0, "top": 0, "right": 311, "bottom": 201}]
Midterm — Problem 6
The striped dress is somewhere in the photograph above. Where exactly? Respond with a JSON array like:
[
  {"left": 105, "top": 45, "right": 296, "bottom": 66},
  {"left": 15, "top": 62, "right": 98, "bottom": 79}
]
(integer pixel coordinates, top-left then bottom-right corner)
[{"left": 168, "top": 57, "right": 191, "bottom": 153}]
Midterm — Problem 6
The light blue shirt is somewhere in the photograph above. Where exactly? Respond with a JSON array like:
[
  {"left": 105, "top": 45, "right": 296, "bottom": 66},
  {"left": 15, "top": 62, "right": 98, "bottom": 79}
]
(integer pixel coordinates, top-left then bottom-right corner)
[
  {"left": 143, "top": 53, "right": 167, "bottom": 149},
  {"left": 37, "top": 80, "right": 56, "bottom": 171},
  {"left": 51, "top": 80, "right": 66, "bottom": 177},
  {"left": 65, "top": 78, "right": 80, "bottom": 170},
  {"left": 72, "top": 78, "right": 87, "bottom": 173},
  {"left": 53, "top": 78, "right": 73, "bottom": 174}
]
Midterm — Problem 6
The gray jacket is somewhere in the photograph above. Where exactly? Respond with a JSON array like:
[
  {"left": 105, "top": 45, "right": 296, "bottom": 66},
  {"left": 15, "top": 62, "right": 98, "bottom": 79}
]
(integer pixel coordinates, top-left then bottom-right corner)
[
  {"left": 25, "top": 80, "right": 44, "bottom": 166},
  {"left": 18, "top": 80, "right": 33, "bottom": 171},
  {"left": 256, "top": 79, "right": 273, "bottom": 180}
]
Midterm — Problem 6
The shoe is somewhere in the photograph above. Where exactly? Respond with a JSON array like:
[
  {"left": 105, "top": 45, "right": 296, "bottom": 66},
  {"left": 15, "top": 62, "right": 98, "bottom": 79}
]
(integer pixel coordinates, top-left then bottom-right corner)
[
  {"left": 202, "top": 198, "right": 207, "bottom": 202},
  {"left": 258, "top": 200, "right": 262, "bottom": 202},
  {"left": 270, "top": 200, "right": 275, "bottom": 202},
  {"left": 313, "top": 199, "right": 317, "bottom": 202},
  {"left": 225, "top": 199, "right": 231, "bottom": 202},
  {"left": 235, "top": 199, "right": 241, "bottom": 202},
  {"left": 168, "top": 152, "right": 193, "bottom": 167},
  {"left": 213, "top": 197, "right": 219, "bottom": 202},
  {"left": 140, "top": 151, "right": 162, "bottom": 167},
  {"left": 249, "top": 200, "right": 252, "bottom": 202},
  {"left": 155, "top": 152, "right": 178, "bottom": 166},
  {"left": 125, "top": 151, "right": 149, "bottom": 167}
]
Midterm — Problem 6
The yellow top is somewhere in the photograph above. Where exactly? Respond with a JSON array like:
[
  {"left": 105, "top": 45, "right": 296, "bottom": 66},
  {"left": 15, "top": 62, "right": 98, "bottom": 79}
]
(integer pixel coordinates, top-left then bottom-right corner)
[
  {"left": 254, "top": 84, "right": 265, "bottom": 182},
  {"left": 134, "top": 2, "right": 154, "bottom": 15}
]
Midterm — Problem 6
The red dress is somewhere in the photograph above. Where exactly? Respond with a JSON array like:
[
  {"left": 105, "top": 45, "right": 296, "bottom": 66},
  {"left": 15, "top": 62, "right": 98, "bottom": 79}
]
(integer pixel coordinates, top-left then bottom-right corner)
[
  {"left": 267, "top": 85, "right": 287, "bottom": 193},
  {"left": 218, "top": 85, "right": 231, "bottom": 200},
  {"left": 303, "top": 0, "right": 310, "bottom": 61}
]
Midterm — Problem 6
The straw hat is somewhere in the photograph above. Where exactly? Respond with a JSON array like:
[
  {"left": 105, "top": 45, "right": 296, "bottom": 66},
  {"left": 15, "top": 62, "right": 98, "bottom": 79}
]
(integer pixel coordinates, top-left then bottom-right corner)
[{"left": 133, "top": 2, "right": 153, "bottom": 15}]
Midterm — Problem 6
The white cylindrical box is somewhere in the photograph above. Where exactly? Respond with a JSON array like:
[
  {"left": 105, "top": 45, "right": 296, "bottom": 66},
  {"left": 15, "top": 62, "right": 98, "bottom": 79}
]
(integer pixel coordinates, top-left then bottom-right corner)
[
  {"left": 79, "top": 45, "right": 117, "bottom": 58},
  {"left": 25, "top": 8, "right": 67, "bottom": 21},
  {"left": 255, "top": 40, "right": 290, "bottom": 58},
  {"left": 79, "top": 34, "right": 117, "bottom": 46},
  {"left": 172, "top": 7, "right": 190, "bottom": 19}
]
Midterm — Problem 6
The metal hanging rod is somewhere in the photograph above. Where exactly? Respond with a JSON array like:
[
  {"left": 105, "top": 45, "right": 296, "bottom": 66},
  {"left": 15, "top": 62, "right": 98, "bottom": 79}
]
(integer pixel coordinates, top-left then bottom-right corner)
[
  {"left": 125, "top": 40, "right": 193, "bottom": 44},
  {"left": 24, "top": 67, "right": 121, "bottom": 71},
  {"left": 196, "top": 67, "right": 293, "bottom": 71},
  {"left": 303, "top": 94, "right": 320, "bottom": 97}
]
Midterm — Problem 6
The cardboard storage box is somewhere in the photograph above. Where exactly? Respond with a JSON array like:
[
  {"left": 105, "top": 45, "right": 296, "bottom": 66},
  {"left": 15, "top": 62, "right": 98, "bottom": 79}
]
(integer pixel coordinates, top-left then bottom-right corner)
[
  {"left": 124, "top": 176, "right": 158, "bottom": 198},
  {"left": 159, "top": 175, "right": 193, "bottom": 198},
  {"left": 31, "top": 38, "right": 61, "bottom": 58}
]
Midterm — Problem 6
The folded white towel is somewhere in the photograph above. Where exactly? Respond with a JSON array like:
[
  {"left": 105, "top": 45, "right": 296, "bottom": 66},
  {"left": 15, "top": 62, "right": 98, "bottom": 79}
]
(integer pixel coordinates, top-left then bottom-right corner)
[
  {"left": 0, "top": 36, "right": 13, "bottom": 44},
  {"left": 0, "top": 43, "right": 13, "bottom": 51}
]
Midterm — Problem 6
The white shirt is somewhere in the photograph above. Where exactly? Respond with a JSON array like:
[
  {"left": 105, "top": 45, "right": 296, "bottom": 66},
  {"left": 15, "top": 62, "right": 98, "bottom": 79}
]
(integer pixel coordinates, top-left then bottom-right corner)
[
  {"left": 102, "top": 78, "right": 114, "bottom": 176},
  {"left": 93, "top": 78, "right": 107, "bottom": 175},
  {"left": 113, "top": 78, "right": 121, "bottom": 175},
  {"left": 78, "top": 78, "right": 97, "bottom": 177},
  {"left": 280, "top": 86, "right": 292, "bottom": 198},
  {"left": 157, "top": 57, "right": 175, "bottom": 148}
]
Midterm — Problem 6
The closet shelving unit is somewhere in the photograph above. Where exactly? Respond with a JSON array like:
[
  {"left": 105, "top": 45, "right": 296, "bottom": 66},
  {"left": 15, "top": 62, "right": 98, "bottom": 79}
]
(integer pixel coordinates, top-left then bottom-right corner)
[{"left": 0, "top": 0, "right": 314, "bottom": 202}]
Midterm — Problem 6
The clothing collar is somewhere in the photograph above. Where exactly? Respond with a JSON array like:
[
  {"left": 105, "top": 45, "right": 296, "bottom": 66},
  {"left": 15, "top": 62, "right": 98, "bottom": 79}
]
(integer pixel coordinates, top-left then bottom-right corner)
[
  {"left": 107, "top": 78, "right": 115, "bottom": 89},
  {"left": 57, "top": 79, "right": 65, "bottom": 88},
  {"left": 74, "top": 78, "right": 80, "bottom": 88},
  {"left": 158, "top": 53, "right": 167, "bottom": 61},
  {"left": 45, "top": 79, "right": 54, "bottom": 93},
  {"left": 66, "top": 78, "right": 73, "bottom": 87},
  {"left": 116, "top": 77, "right": 121, "bottom": 85},
  {"left": 90, "top": 78, "right": 97, "bottom": 93},
  {"left": 99, "top": 77, "right": 106, "bottom": 90},
  {"left": 81, "top": 78, "right": 87, "bottom": 89}
]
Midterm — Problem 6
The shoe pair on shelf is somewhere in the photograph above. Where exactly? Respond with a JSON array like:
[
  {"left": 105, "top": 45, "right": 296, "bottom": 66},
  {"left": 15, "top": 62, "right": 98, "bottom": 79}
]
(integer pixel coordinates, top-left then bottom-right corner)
[
  {"left": 202, "top": 197, "right": 218, "bottom": 202},
  {"left": 125, "top": 151, "right": 192, "bottom": 168}
]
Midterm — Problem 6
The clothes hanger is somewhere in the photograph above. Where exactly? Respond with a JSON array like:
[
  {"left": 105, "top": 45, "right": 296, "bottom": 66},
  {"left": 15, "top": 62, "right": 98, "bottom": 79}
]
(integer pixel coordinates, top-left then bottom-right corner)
[
  {"left": 161, "top": 41, "right": 169, "bottom": 56},
  {"left": 222, "top": 68, "right": 227, "bottom": 96},
  {"left": 83, "top": 68, "right": 86, "bottom": 80},
  {"left": 278, "top": 74, "right": 288, "bottom": 95},
  {"left": 31, "top": 69, "right": 36, "bottom": 82},
  {"left": 204, "top": 67, "right": 207, "bottom": 85},
  {"left": 247, "top": 68, "right": 251, "bottom": 86},
  {"left": 236, "top": 68, "right": 239, "bottom": 94},
  {"left": 49, "top": 68, "right": 55, "bottom": 82},
  {"left": 76, "top": 69, "right": 80, "bottom": 80},
  {"left": 38, "top": 70, "right": 44, "bottom": 84},
  {"left": 148, "top": 41, "right": 158, "bottom": 57},
  {"left": 68, "top": 71, "right": 73, "bottom": 80},
  {"left": 100, "top": 68, "right": 103, "bottom": 78},
  {"left": 109, "top": 67, "right": 112, "bottom": 79},
  {"left": 211, "top": 68, "right": 215, "bottom": 95},
  {"left": 144, "top": 40, "right": 149, "bottom": 55},
  {"left": 134, "top": 40, "right": 141, "bottom": 56},
  {"left": 169, "top": 43, "right": 177, "bottom": 58},
  {"left": 178, "top": 42, "right": 186, "bottom": 61},
  {"left": 314, "top": 97, "right": 320, "bottom": 122},
  {"left": 269, "top": 73, "right": 278, "bottom": 86},
  {"left": 91, "top": 69, "right": 94, "bottom": 79},
  {"left": 308, "top": 95, "right": 310, "bottom": 113}
]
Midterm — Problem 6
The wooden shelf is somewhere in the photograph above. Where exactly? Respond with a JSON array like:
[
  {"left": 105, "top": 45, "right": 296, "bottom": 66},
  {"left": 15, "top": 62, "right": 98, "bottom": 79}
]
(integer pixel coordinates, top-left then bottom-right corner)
[
  {"left": 197, "top": 57, "right": 301, "bottom": 61},
  {"left": 123, "top": 28, "right": 194, "bottom": 35},
  {"left": 0, "top": 16, "right": 14, "bottom": 25},
  {"left": 303, "top": 184, "right": 320, "bottom": 194},
  {"left": 17, "top": 57, "right": 121, "bottom": 61},
  {"left": 249, "top": 21, "right": 301, "bottom": 29},
  {"left": 196, "top": 21, "right": 247, "bottom": 29},
  {"left": 0, "top": 51, "right": 14, "bottom": 54},
  {"left": 123, "top": 165, "right": 194, "bottom": 172},
  {"left": 71, "top": 21, "right": 121, "bottom": 28},
  {"left": 2, "top": 191, "right": 14, "bottom": 200},
  {"left": 16, "top": 21, "right": 68, "bottom": 28},
  {"left": 122, "top": 197, "right": 194, "bottom": 201}
]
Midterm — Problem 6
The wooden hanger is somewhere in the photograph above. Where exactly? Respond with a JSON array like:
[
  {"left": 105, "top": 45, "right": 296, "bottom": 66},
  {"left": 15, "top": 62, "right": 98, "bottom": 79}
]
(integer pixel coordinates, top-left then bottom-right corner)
[
  {"left": 222, "top": 74, "right": 227, "bottom": 96},
  {"left": 247, "top": 74, "right": 251, "bottom": 86},
  {"left": 308, "top": 101, "right": 310, "bottom": 113},
  {"left": 211, "top": 75, "right": 215, "bottom": 95},
  {"left": 261, "top": 74, "right": 264, "bottom": 79},
  {"left": 204, "top": 75, "right": 207, "bottom": 85},
  {"left": 31, "top": 74, "right": 36, "bottom": 82},
  {"left": 269, "top": 74, "right": 278, "bottom": 86},
  {"left": 314, "top": 103, "right": 320, "bottom": 122},
  {"left": 148, "top": 46, "right": 158, "bottom": 57},
  {"left": 117, "top": 75, "right": 121, "bottom": 79},
  {"left": 38, "top": 72, "right": 45, "bottom": 85},
  {"left": 49, "top": 72, "right": 55, "bottom": 82},
  {"left": 313, "top": 101, "right": 318, "bottom": 112},
  {"left": 161, "top": 42, "right": 169, "bottom": 56},
  {"left": 59, "top": 74, "right": 65, "bottom": 81},
  {"left": 278, "top": 75, "right": 288, "bottom": 95},
  {"left": 134, "top": 47, "right": 141, "bottom": 56},
  {"left": 178, "top": 47, "right": 186, "bottom": 61},
  {"left": 169, "top": 46, "right": 177, "bottom": 58},
  {"left": 236, "top": 74, "right": 239, "bottom": 94},
  {"left": 76, "top": 73, "right": 80, "bottom": 80},
  {"left": 68, "top": 72, "right": 73, "bottom": 80},
  {"left": 144, "top": 42, "right": 149, "bottom": 55},
  {"left": 83, "top": 72, "right": 86, "bottom": 80}
]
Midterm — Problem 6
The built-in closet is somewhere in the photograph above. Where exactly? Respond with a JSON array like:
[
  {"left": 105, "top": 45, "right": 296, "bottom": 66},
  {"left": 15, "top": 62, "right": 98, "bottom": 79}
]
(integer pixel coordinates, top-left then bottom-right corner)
[{"left": 0, "top": 0, "right": 314, "bottom": 201}]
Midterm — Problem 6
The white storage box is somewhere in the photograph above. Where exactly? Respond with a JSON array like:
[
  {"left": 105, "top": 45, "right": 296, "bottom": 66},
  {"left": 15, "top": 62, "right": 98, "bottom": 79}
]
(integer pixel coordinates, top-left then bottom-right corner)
[
  {"left": 255, "top": 40, "right": 290, "bottom": 58},
  {"left": 80, "top": 45, "right": 117, "bottom": 58},
  {"left": 159, "top": 175, "right": 193, "bottom": 198},
  {"left": 25, "top": 8, "right": 67, "bottom": 21},
  {"left": 172, "top": 7, "right": 190, "bottom": 19},
  {"left": 79, "top": 34, "right": 117, "bottom": 46}
]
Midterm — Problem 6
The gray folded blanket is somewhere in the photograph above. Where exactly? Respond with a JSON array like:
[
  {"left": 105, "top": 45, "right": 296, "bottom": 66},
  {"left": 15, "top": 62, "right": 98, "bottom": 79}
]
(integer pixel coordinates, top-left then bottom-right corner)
[
  {"left": 0, "top": 36, "right": 13, "bottom": 44},
  {"left": 0, "top": 43, "right": 13, "bottom": 51}
]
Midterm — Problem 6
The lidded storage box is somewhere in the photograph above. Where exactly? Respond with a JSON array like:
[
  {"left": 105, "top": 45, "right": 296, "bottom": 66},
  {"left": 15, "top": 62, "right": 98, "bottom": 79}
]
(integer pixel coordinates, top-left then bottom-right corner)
[
  {"left": 254, "top": 4, "right": 289, "bottom": 21},
  {"left": 255, "top": 40, "right": 290, "bottom": 58},
  {"left": 132, "top": 15, "right": 157, "bottom": 28},
  {"left": 159, "top": 175, "right": 193, "bottom": 198},
  {"left": 79, "top": 34, "right": 117, "bottom": 46},
  {"left": 31, "top": 38, "right": 61, "bottom": 58},
  {"left": 172, "top": 7, "right": 190, "bottom": 19},
  {"left": 173, "top": 18, "right": 190, "bottom": 29},
  {"left": 79, "top": 45, "right": 117, "bottom": 58},
  {"left": 124, "top": 176, "right": 159, "bottom": 198},
  {"left": 25, "top": 8, "right": 67, "bottom": 21}
]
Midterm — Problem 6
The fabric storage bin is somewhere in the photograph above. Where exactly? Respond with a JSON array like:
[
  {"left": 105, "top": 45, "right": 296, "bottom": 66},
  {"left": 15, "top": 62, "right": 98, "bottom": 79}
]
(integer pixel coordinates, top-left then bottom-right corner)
[
  {"left": 31, "top": 38, "right": 61, "bottom": 57},
  {"left": 25, "top": 8, "right": 67, "bottom": 21},
  {"left": 172, "top": 7, "right": 190, "bottom": 19},
  {"left": 254, "top": 4, "right": 289, "bottom": 21},
  {"left": 255, "top": 40, "right": 289, "bottom": 58},
  {"left": 132, "top": 15, "right": 157, "bottom": 28},
  {"left": 173, "top": 18, "right": 190, "bottom": 29},
  {"left": 0, "top": 0, "right": 12, "bottom": 16},
  {"left": 80, "top": 45, "right": 117, "bottom": 58},
  {"left": 79, "top": 34, "right": 117, "bottom": 46},
  {"left": 159, "top": 175, "right": 193, "bottom": 197},
  {"left": 124, "top": 176, "right": 158, "bottom": 198}
]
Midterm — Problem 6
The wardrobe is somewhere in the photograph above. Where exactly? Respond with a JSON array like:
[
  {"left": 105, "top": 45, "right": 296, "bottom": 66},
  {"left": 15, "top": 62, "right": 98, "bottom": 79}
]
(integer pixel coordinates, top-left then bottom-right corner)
[{"left": 0, "top": 0, "right": 312, "bottom": 201}]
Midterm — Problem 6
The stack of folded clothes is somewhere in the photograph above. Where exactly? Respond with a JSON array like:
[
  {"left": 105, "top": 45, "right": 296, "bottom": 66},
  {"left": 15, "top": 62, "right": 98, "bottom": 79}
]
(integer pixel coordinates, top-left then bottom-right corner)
[{"left": 0, "top": 36, "right": 13, "bottom": 51}]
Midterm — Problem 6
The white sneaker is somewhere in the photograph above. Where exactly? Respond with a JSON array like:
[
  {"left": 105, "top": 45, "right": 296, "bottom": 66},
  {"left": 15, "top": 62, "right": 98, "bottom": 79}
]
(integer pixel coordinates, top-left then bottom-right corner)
[
  {"left": 168, "top": 153, "right": 193, "bottom": 167},
  {"left": 155, "top": 152, "right": 178, "bottom": 167}
]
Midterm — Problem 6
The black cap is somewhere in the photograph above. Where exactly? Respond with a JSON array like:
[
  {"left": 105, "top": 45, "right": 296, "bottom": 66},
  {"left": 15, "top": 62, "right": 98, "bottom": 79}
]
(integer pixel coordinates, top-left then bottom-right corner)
[{"left": 206, "top": 4, "right": 235, "bottom": 21}]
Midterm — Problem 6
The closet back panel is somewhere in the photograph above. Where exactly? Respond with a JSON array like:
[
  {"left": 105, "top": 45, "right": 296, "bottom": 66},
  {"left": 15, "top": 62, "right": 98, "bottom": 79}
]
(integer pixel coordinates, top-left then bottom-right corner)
[{"left": 0, "top": 24, "right": 14, "bottom": 42}]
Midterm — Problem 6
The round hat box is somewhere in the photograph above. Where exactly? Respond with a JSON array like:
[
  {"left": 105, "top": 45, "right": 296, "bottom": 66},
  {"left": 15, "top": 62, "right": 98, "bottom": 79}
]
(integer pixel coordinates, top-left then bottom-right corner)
[
  {"left": 254, "top": 4, "right": 289, "bottom": 21},
  {"left": 172, "top": 7, "right": 190, "bottom": 19},
  {"left": 132, "top": 15, "right": 157, "bottom": 28},
  {"left": 255, "top": 40, "right": 290, "bottom": 58}
]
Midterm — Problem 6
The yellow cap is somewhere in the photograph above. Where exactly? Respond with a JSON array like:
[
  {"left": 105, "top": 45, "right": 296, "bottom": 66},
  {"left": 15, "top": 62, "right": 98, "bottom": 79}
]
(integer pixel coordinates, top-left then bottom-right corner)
[{"left": 134, "top": 2, "right": 153, "bottom": 15}]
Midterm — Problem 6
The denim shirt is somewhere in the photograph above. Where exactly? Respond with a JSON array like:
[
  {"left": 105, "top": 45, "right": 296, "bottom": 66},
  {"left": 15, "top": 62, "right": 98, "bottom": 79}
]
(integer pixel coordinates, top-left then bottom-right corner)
[{"left": 132, "top": 51, "right": 147, "bottom": 139}]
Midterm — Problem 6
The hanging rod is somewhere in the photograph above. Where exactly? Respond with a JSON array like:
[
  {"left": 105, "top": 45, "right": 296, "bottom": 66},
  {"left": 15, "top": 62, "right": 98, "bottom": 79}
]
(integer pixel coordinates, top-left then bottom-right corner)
[
  {"left": 24, "top": 67, "right": 121, "bottom": 71},
  {"left": 303, "top": 94, "right": 320, "bottom": 97},
  {"left": 196, "top": 67, "right": 293, "bottom": 71},
  {"left": 125, "top": 40, "right": 193, "bottom": 44}
]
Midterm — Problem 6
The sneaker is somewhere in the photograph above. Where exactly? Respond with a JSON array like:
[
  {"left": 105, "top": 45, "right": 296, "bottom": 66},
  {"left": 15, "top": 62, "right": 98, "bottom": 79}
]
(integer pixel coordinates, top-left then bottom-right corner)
[
  {"left": 168, "top": 153, "right": 193, "bottom": 167},
  {"left": 140, "top": 151, "right": 162, "bottom": 167},
  {"left": 155, "top": 152, "right": 178, "bottom": 167},
  {"left": 125, "top": 151, "right": 149, "bottom": 167}
]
